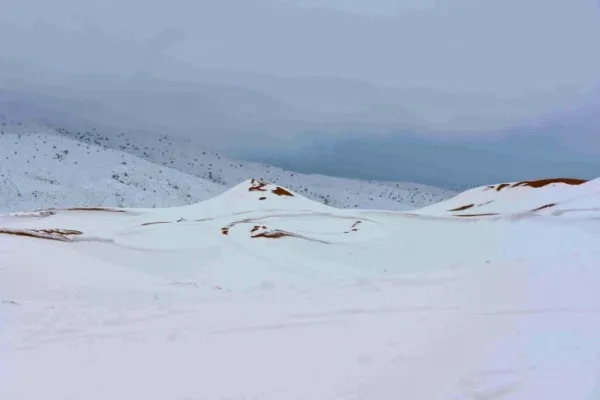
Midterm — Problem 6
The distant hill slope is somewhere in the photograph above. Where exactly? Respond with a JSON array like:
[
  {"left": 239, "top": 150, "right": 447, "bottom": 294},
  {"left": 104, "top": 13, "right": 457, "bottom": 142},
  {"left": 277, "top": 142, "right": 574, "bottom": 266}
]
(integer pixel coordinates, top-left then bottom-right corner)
[
  {"left": 0, "top": 131, "right": 224, "bottom": 213},
  {"left": 0, "top": 124, "right": 455, "bottom": 213}
]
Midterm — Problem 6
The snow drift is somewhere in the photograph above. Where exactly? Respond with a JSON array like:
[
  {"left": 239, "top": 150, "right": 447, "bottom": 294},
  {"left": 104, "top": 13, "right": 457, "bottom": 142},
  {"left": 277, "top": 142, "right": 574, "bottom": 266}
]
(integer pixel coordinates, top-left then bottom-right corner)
[
  {"left": 416, "top": 177, "right": 600, "bottom": 217},
  {"left": 1, "top": 178, "right": 600, "bottom": 400}
]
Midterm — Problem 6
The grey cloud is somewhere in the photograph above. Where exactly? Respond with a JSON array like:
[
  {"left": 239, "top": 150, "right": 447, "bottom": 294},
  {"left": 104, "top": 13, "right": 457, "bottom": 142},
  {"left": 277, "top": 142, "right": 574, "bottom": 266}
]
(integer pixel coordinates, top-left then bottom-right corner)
[
  {"left": 1, "top": 0, "right": 599, "bottom": 186},
  {"left": 1, "top": 0, "right": 599, "bottom": 141},
  {"left": 3, "top": 0, "right": 599, "bottom": 93}
]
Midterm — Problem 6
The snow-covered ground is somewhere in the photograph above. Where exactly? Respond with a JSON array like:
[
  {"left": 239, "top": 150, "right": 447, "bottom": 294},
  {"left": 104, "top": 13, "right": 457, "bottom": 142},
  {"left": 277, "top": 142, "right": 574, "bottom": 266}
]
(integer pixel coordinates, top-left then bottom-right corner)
[
  {"left": 0, "top": 123, "right": 455, "bottom": 212},
  {"left": 2, "top": 178, "right": 600, "bottom": 399}
]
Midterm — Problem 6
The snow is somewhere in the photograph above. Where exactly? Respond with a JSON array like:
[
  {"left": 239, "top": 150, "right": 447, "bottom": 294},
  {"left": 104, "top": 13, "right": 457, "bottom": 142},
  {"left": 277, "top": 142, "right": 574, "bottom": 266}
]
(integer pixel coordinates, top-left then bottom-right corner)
[
  {"left": 2, "top": 178, "right": 600, "bottom": 399},
  {"left": 0, "top": 130, "right": 224, "bottom": 212},
  {"left": 416, "top": 178, "right": 600, "bottom": 218},
  {"left": 0, "top": 123, "right": 455, "bottom": 212}
]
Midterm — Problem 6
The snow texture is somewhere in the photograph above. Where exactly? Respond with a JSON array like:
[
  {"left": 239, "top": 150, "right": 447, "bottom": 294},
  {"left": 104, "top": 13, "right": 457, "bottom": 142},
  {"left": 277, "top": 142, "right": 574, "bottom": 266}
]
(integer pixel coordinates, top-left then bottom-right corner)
[
  {"left": 0, "top": 122, "right": 455, "bottom": 213},
  {"left": 2, "top": 177, "right": 600, "bottom": 400}
]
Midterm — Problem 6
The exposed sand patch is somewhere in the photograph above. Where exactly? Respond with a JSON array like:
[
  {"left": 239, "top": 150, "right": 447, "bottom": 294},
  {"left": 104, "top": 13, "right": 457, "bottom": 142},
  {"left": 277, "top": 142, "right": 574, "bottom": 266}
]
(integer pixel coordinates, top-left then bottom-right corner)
[
  {"left": 250, "top": 226, "right": 330, "bottom": 244},
  {"left": 140, "top": 221, "right": 172, "bottom": 227},
  {"left": 248, "top": 179, "right": 294, "bottom": 197},
  {"left": 0, "top": 228, "right": 82, "bottom": 242},
  {"left": 513, "top": 178, "right": 587, "bottom": 188},
  {"left": 250, "top": 225, "right": 267, "bottom": 233},
  {"left": 449, "top": 204, "right": 475, "bottom": 212},
  {"left": 248, "top": 179, "right": 268, "bottom": 192},
  {"left": 488, "top": 178, "right": 587, "bottom": 192},
  {"left": 344, "top": 220, "right": 362, "bottom": 233},
  {"left": 220, "top": 215, "right": 336, "bottom": 244},
  {"left": 64, "top": 207, "right": 126, "bottom": 213},
  {"left": 6, "top": 210, "right": 56, "bottom": 218},
  {"left": 252, "top": 230, "right": 292, "bottom": 239},
  {"left": 531, "top": 203, "right": 556, "bottom": 212},
  {"left": 455, "top": 213, "right": 499, "bottom": 217},
  {"left": 272, "top": 187, "right": 294, "bottom": 197}
]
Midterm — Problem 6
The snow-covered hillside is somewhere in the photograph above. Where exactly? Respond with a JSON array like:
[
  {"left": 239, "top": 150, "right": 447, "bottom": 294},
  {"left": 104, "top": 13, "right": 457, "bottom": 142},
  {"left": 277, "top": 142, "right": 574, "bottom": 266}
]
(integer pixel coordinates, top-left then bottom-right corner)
[
  {"left": 0, "top": 130, "right": 224, "bottom": 212},
  {"left": 0, "top": 125, "right": 455, "bottom": 212},
  {"left": 2, "top": 178, "right": 600, "bottom": 399}
]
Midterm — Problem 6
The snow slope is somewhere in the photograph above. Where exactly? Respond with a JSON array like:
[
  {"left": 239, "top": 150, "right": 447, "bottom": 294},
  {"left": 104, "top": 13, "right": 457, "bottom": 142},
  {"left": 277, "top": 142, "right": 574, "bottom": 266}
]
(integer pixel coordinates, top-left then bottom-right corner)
[
  {"left": 0, "top": 130, "right": 224, "bottom": 212},
  {"left": 416, "top": 177, "right": 600, "bottom": 218},
  {"left": 0, "top": 125, "right": 455, "bottom": 212},
  {"left": 2, "top": 178, "right": 600, "bottom": 400}
]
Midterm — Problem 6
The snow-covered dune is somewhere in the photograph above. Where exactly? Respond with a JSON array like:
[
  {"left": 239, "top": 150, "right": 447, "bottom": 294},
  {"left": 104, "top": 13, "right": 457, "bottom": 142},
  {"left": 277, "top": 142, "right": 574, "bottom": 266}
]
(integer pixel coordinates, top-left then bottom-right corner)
[
  {"left": 415, "top": 177, "right": 600, "bottom": 218},
  {"left": 2, "top": 178, "right": 600, "bottom": 399}
]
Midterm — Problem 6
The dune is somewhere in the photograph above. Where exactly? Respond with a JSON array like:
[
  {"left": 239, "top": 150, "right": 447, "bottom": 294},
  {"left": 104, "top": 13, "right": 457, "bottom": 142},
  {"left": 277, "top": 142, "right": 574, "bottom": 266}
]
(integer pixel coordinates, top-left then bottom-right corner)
[
  {"left": 416, "top": 177, "right": 599, "bottom": 217},
  {"left": 1, "top": 178, "right": 600, "bottom": 400}
]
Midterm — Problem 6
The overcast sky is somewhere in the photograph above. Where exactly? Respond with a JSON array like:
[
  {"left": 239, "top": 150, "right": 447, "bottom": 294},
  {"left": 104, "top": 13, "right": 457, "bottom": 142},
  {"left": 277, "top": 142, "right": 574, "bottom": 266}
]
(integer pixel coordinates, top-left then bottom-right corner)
[
  {"left": 2, "top": 0, "right": 600, "bottom": 96},
  {"left": 2, "top": 0, "right": 599, "bottom": 184}
]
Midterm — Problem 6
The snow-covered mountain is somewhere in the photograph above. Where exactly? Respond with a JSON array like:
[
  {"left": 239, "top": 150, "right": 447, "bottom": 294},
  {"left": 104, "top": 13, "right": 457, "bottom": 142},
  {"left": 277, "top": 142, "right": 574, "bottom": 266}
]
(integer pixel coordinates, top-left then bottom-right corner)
[
  {"left": 2, "top": 177, "right": 599, "bottom": 399},
  {"left": 0, "top": 126, "right": 455, "bottom": 213}
]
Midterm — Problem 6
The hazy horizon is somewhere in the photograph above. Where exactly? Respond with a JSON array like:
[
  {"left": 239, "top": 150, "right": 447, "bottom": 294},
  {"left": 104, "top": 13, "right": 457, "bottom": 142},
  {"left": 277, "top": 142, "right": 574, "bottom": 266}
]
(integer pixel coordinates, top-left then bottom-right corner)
[{"left": 1, "top": 0, "right": 600, "bottom": 187}]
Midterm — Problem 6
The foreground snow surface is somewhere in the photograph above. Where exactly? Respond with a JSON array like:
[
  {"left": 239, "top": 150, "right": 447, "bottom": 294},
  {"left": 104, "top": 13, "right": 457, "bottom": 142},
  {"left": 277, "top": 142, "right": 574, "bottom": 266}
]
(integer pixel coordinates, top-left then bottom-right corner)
[{"left": 2, "top": 179, "right": 600, "bottom": 399}]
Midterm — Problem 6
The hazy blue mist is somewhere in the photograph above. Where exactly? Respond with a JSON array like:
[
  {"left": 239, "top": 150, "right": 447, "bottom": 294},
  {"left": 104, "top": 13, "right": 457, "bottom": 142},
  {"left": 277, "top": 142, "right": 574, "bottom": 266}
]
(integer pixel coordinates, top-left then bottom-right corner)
[
  {"left": 237, "top": 129, "right": 600, "bottom": 189},
  {"left": 1, "top": 0, "right": 600, "bottom": 187}
]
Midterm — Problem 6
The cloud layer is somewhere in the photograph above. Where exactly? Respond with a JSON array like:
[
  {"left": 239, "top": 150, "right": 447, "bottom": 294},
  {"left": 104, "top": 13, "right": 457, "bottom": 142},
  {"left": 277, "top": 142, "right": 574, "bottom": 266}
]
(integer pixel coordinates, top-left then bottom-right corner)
[
  {"left": 1, "top": 0, "right": 599, "bottom": 186},
  {"left": 2, "top": 0, "right": 600, "bottom": 93}
]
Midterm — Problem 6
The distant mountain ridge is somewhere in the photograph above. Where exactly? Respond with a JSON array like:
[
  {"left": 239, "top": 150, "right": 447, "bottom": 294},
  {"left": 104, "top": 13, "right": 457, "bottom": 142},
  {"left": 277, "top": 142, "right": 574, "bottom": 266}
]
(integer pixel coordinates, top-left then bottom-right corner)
[{"left": 0, "top": 125, "right": 454, "bottom": 213}]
